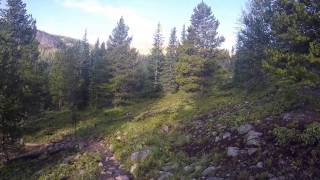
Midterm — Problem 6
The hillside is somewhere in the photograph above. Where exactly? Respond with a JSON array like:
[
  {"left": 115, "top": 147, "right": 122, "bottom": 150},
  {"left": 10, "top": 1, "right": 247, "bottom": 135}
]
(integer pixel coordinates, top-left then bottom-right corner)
[
  {"left": 1, "top": 78, "right": 320, "bottom": 179},
  {"left": 36, "top": 30, "right": 79, "bottom": 51}
]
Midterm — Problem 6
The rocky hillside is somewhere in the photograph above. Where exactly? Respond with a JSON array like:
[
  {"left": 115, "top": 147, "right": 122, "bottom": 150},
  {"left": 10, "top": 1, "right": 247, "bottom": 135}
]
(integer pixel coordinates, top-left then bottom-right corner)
[{"left": 36, "top": 30, "right": 78, "bottom": 51}]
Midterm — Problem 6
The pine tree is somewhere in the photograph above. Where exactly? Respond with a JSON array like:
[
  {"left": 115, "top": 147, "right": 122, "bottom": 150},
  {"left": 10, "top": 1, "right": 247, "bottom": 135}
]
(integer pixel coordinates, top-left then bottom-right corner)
[
  {"left": 163, "top": 27, "right": 178, "bottom": 93},
  {"left": 107, "top": 16, "right": 132, "bottom": 51},
  {"left": 151, "top": 23, "right": 164, "bottom": 90},
  {"left": 49, "top": 51, "right": 66, "bottom": 110},
  {"left": 181, "top": 24, "right": 187, "bottom": 45},
  {"left": 188, "top": 1, "right": 224, "bottom": 57},
  {"left": 106, "top": 17, "right": 137, "bottom": 106},
  {"left": 78, "top": 30, "right": 90, "bottom": 109},
  {"left": 264, "top": 0, "right": 320, "bottom": 86},
  {"left": 233, "top": 0, "right": 272, "bottom": 88},
  {"left": 90, "top": 39, "right": 111, "bottom": 108},
  {"left": 0, "top": 0, "right": 41, "bottom": 156}
]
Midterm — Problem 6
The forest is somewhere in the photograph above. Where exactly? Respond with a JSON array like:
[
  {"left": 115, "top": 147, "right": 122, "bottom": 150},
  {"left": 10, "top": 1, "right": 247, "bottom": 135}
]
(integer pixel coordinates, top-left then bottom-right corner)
[{"left": 0, "top": 0, "right": 320, "bottom": 179}]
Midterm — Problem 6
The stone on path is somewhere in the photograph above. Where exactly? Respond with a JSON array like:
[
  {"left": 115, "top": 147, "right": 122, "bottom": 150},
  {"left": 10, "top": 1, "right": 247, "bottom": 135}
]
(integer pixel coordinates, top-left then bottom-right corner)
[
  {"left": 227, "top": 147, "right": 240, "bottom": 157},
  {"left": 202, "top": 166, "right": 217, "bottom": 176},
  {"left": 238, "top": 124, "right": 254, "bottom": 135}
]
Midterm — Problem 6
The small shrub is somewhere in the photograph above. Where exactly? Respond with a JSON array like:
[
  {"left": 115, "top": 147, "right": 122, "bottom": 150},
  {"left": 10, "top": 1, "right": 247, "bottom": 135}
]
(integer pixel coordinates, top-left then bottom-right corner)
[
  {"left": 273, "top": 127, "right": 298, "bottom": 145},
  {"left": 301, "top": 122, "right": 320, "bottom": 145}
]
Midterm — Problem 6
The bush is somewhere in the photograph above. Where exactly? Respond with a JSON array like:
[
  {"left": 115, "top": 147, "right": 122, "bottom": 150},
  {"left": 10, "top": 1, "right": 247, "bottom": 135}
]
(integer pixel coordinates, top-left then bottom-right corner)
[
  {"left": 301, "top": 123, "right": 320, "bottom": 145},
  {"left": 273, "top": 127, "right": 298, "bottom": 146}
]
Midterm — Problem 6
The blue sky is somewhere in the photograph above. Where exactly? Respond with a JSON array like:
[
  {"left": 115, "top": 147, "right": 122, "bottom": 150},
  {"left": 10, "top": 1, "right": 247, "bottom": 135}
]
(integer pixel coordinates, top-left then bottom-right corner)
[{"left": 22, "top": 0, "right": 248, "bottom": 54}]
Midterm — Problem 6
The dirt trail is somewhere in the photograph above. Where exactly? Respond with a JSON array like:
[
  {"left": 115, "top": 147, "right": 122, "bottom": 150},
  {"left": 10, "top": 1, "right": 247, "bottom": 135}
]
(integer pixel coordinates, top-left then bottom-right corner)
[
  {"left": 13, "top": 137, "right": 132, "bottom": 180},
  {"left": 85, "top": 141, "right": 132, "bottom": 180}
]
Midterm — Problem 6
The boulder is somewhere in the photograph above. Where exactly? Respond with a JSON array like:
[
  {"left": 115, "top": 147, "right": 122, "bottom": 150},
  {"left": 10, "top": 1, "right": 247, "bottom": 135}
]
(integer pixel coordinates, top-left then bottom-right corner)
[
  {"left": 246, "top": 130, "right": 262, "bottom": 146},
  {"left": 270, "top": 176, "right": 286, "bottom": 180},
  {"left": 202, "top": 166, "right": 217, "bottom": 176},
  {"left": 161, "top": 163, "right": 179, "bottom": 172},
  {"left": 212, "top": 131, "right": 218, "bottom": 136},
  {"left": 130, "top": 164, "right": 138, "bottom": 176},
  {"left": 207, "top": 177, "right": 224, "bottom": 180},
  {"left": 115, "top": 175, "right": 130, "bottom": 180},
  {"left": 247, "top": 148, "right": 258, "bottom": 156},
  {"left": 256, "top": 162, "right": 263, "bottom": 169},
  {"left": 222, "top": 132, "right": 231, "bottom": 140},
  {"left": 238, "top": 124, "right": 254, "bottom": 135},
  {"left": 130, "top": 149, "right": 151, "bottom": 162},
  {"left": 227, "top": 147, "right": 240, "bottom": 157},
  {"left": 158, "top": 172, "right": 173, "bottom": 180},
  {"left": 183, "top": 165, "right": 194, "bottom": 173},
  {"left": 215, "top": 136, "right": 221, "bottom": 142}
]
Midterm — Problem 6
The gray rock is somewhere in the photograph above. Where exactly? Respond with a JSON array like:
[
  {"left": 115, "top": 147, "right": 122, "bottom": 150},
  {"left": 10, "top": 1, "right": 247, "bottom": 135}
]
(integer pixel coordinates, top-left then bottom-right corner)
[
  {"left": 238, "top": 124, "right": 254, "bottom": 135},
  {"left": 79, "top": 169, "right": 85, "bottom": 175},
  {"left": 265, "top": 117, "right": 273, "bottom": 122},
  {"left": 183, "top": 165, "right": 194, "bottom": 173},
  {"left": 131, "top": 149, "right": 151, "bottom": 162},
  {"left": 246, "top": 130, "right": 262, "bottom": 146},
  {"left": 247, "top": 148, "right": 258, "bottom": 156},
  {"left": 63, "top": 156, "right": 74, "bottom": 164},
  {"left": 130, "top": 163, "right": 138, "bottom": 175},
  {"left": 115, "top": 175, "right": 130, "bottom": 180},
  {"left": 109, "top": 144, "right": 114, "bottom": 152},
  {"left": 158, "top": 172, "right": 173, "bottom": 180},
  {"left": 227, "top": 147, "right": 240, "bottom": 157},
  {"left": 270, "top": 176, "right": 286, "bottom": 180},
  {"left": 256, "top": 162, "right": 263, "bottom": 168},
  {"left": 161, "top": 125, "right": 170, "bottom": 133},
  {"left": 194, "top": 165, "right": 203, "bottom": 172},
  {"left": 207, "top": 177, "right": 224, "bottom": 180},
  {"left": 216, "top": 124, "right": 226, "bottom": 130},
  {"left": 161, "top": 163, "right": 179, "bottom": 172},
  {"left": 212, "top": 131, "right": 218, "bottom": 136},
  {"left": 202, "top": 166, "right": 217, "bottom": 176},
  {"left": 215, "top": 136, "right": 221, "bottom": 142},
  {"left": 283, "top": 113, "right": 291, "bottom": 121},
  {"left": 222, "top": 132, "right": 231, "bottom": 140}
]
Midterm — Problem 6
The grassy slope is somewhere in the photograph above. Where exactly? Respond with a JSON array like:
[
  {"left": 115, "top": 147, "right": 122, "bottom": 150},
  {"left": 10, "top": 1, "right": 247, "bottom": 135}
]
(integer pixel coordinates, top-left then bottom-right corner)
[{"left": 1, "top": 76, "right": 320, "bottom": 179}]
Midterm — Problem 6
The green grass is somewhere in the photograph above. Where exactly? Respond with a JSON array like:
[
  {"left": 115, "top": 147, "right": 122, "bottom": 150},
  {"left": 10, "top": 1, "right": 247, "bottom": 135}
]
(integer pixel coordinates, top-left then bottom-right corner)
[
  {"left": 0, "top": 150, "right": 102, "bottom": 180},
  {"left": 3, "top": 79, "right": 313, "bottom": 179}
]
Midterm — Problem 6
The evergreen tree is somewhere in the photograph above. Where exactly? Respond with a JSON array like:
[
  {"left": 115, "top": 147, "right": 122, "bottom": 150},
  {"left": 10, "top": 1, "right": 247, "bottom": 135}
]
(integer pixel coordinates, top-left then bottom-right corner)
[
  {"left": 78, "top": 30, "right": 90, "bottom": 109},
  {"left": 151, "top": 23, "right": 164, "bottom": 90},
  {"left": 106, "top": 17, "right": 137, "bottom": 106},
  {"left": 0, "top": 0, "right": 41, "bottom": 156},
  {"left": 107, "top": 16, "right": 132, "bottom": 51},
  {"left": 233, "top": 0, "right": 272, "bottom": 88},
  {"left": 49, "top": 51, "right": 66, "bottom": 110},
  {"left": 234, "top": 0, "right": 320, "bottom": 90},
  {"left": 90, "top": 40, "right": 111, "bottom": 108},
  {"left": 175, "top": 2, "right": 224, "bottom": 93},
  {"left": 187, "top": 1, "right": 224, "bottom": 57},
  {"left": 163, "top": 27, "right": 178, "bottom": 93},
  {"left": 181, "top": 24, "right": 187, "bottom": 45},
  {"left": 264, "top": 0, "right": 320, "bottom": 86}
]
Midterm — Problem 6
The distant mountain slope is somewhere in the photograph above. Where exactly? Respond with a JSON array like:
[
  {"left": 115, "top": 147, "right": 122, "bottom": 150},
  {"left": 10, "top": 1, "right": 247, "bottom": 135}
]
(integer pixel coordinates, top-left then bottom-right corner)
[{"left": 36, "top": 30, "right": 78, "bottom": 51}]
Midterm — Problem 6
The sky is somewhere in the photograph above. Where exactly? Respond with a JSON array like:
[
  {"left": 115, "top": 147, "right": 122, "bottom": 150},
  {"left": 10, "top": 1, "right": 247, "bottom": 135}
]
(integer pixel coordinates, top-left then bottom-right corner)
[{"left": 22, "top": 0, "right": 248, "bottom": 54}]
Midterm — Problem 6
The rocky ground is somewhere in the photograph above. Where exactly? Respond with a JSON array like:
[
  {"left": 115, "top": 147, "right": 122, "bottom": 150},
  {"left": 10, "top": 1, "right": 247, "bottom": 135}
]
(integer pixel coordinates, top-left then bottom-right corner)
[
  {"left": 7, "top": 136, "right": 132, "bottom": 180},
  {"left": 167, "top": 108, "right": 320, "bottom": 179}
]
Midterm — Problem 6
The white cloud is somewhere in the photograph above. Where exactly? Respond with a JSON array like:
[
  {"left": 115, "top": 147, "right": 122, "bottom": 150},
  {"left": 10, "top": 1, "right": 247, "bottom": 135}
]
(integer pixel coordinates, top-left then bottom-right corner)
[{"left": 58, "top": 0, "right": 155, "bottom": 54}]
